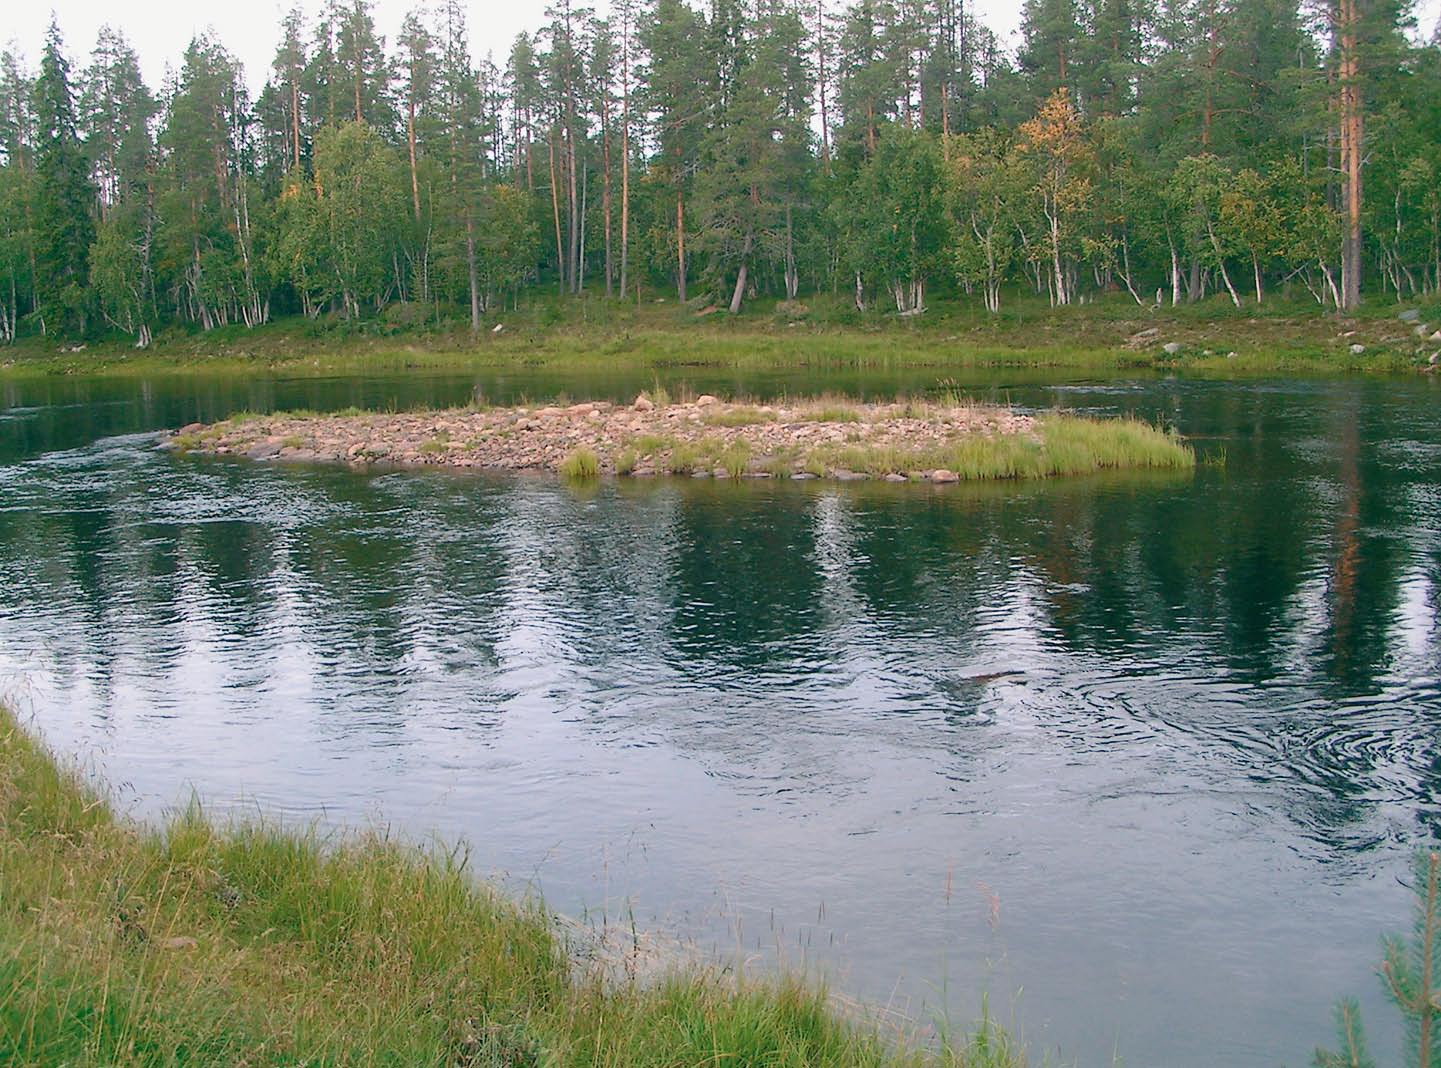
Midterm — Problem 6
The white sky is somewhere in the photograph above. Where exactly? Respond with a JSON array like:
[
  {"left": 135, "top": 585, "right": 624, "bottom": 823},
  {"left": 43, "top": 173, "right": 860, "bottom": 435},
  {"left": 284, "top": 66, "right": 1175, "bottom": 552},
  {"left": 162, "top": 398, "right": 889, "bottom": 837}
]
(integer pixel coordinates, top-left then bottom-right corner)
[
  {"left": 8, "top": 0, "right": 1028, "bottom": 91},
  {"left": 6, "top": 0, "right": 1439, "bottom": 94}
]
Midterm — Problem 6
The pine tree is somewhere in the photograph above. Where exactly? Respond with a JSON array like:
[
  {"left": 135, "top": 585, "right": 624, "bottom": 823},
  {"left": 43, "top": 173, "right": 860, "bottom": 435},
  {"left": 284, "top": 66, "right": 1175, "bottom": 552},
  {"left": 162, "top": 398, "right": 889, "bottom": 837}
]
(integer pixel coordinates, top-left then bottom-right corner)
[
  {"left": 397, "top": 11, "right": 437, "bottom": 224},
  {"left": 436, "top": 0, "right": 487, "bottom": 329},
  {"left": 270, "top": 8, "right": 309, "bottom": 175},
  {"left": 336, "top": 0, "right": 393, "bottom": 130},
  {"left": 836, "top": 0, "right": 900, "bottom": 159},
  {"left": 640, "top": 0, "right": 707, "bottom": 300},
  {"left": 1018, "top": 0, "right": 1083, "bottom": 107},
  {"left": 80, "top": 27, "right": 155, "bottom": 217},
  {"left": 156, "top": 35, "right": 264, "bottom": 329}
]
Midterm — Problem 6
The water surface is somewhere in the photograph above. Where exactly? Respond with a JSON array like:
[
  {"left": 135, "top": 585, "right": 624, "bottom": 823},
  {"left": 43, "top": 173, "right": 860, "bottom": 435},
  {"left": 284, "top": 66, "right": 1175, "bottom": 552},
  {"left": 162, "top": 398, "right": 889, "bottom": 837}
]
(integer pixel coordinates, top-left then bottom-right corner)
[{"left": 1, "top": 368, "right": 1438, "bottom": 1067}]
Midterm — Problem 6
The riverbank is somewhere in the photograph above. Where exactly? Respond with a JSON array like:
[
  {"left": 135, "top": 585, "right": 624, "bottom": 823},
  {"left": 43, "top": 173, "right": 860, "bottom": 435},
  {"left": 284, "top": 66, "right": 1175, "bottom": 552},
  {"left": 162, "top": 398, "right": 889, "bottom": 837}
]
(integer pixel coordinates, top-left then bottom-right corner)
[
  {"left": 0, "top": 706, "right": 1021, "bottom": 1067},
  {"left": 167, "top": 394, "right": 1195, "bottom": 483},
  {"left": 2, "top": 295, "right": 1438, "bottom": 379}
]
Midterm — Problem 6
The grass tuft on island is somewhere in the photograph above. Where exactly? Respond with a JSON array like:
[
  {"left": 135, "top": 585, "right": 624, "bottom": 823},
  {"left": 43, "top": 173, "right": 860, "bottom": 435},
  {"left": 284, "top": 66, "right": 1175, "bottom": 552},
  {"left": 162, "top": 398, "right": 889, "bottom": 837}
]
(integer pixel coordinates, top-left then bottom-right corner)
[
  {"left": 0, "top": 707, "right": 1023, "bottom": 1067},
  {"left": 169, "top": 394, "right": 1194, "bottom": 484}
]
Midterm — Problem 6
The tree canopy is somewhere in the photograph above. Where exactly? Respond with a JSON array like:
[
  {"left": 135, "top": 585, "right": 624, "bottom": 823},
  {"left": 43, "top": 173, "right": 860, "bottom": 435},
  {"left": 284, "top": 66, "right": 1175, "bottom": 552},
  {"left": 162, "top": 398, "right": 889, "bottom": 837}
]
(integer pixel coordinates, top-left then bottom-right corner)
[{"left": 1, "top": 0, "right": 1438, "bottom": 343}]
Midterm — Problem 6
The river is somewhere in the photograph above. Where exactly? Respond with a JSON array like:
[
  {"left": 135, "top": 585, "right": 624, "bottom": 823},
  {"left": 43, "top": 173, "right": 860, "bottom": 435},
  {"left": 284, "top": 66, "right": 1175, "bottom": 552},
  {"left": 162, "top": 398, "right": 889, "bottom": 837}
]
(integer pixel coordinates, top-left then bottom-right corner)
[{"left": 1, "top": 367, "right": 1438, "bottom": 1066}]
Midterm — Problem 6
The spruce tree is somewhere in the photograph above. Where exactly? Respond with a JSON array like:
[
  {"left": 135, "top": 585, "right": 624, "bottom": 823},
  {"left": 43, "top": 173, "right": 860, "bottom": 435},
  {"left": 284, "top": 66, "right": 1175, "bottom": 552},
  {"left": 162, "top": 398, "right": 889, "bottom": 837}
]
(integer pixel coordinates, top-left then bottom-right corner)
[{"left": 33, "top": 20, "right": 95, "bottom": 337}]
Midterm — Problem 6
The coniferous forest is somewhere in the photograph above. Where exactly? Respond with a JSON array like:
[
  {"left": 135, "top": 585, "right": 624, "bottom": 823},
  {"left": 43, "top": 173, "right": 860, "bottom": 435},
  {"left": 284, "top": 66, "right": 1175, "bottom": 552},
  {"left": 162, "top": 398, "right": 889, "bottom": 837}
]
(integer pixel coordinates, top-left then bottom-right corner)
[{"left": 1, "top": 0, "right": 1439, "bottom": 347}]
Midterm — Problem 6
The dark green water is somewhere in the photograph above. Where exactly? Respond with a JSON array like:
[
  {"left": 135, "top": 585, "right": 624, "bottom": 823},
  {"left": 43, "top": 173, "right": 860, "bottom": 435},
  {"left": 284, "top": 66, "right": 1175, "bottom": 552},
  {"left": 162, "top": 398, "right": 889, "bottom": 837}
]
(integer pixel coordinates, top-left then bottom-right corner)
[{"left": 2, "top": 368, "right": 1439, "bottom": 1066}]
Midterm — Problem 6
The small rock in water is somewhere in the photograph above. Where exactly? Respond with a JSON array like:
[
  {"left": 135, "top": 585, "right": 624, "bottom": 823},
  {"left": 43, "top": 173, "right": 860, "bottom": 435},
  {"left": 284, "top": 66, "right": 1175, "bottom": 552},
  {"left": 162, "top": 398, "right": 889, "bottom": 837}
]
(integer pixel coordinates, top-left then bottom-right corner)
[
  {"left": 1162, "top": 341, "right": 1182, "bottom": 355},
  {"left": 931, "top": 469, "right": 960, "bottom": 484},
  {"left": 1349, "top": 343, "right": 1367, "bottom": 355},
  {"left": 633, "top": 395, "right": 654, "bottom": 412},
  {"left": 1399, "top": 308, "right": 1421, "bottom": 322},
  {"left": 883, "top": 473, "right": 908, "bottom": 483},
  {"left": 247, "top": 442, "right": 282, "bottom": 460}
]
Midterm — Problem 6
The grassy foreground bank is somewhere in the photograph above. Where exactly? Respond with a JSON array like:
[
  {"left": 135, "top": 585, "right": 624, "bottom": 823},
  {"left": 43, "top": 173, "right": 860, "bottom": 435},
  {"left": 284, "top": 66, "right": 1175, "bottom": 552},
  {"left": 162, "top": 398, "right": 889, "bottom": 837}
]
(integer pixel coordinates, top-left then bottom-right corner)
[
  {"left": 2, "top": 294, "right": 1437, "bottom": 379},
  {"left": 0, "top": 708, "right": 1021, "bottom": 1068}
]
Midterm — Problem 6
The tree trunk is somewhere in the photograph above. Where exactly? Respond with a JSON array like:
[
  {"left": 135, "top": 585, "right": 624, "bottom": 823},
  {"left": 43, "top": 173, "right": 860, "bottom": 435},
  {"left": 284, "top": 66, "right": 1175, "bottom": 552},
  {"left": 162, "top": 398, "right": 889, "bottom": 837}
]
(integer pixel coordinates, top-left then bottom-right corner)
[
  {"left": 1338, "top": 0, "right": 1363, "bottom": 310},
  {"left": 1049, "top": 211, "right": 1067, "bottom": 306},
  {"left": 548, "top": 132, "right": 564, "bottom": 295},
  {"left": 676, "top": 190, "right": 687, "bottom": 302},
  {"left": 619, "top": 40, "right": 631, "bottom": 297},
  {"left": 567, "top": 112, "right": 579, "bottom": 294},
  {"left": 784, "top": 205, "right": 798, "bottom": 300},
  {"left": 407, "top": 96, "right": 421, "bottom": 223},
  {"left": 600, "top": 83, "right": 613, "bottom": 297},
  {"left": 290, "top": 78, "right": 302, "bottom": 172},
  {"left": 1119, "top": 232, "right": 1143, "bottom": 305},
  {"left": 466, "top": 209, "right": 481, "bottom": 332},
  {"left": 816, "top": 0, "right": 831, "bottom": 168},
  {"left": 1167, "top": 234, "right": 1181, "bottom": 305},
  {"left": 729, "top": 229, "right": 753, "bottom": 314}
]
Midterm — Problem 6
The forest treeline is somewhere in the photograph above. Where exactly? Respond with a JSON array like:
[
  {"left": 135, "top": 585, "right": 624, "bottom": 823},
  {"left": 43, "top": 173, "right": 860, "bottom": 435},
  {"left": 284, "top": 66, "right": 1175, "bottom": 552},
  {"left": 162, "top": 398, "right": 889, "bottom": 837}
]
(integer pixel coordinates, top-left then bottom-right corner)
[{"left": 1, "top": 0, "right": 1439, "bottom": 345}]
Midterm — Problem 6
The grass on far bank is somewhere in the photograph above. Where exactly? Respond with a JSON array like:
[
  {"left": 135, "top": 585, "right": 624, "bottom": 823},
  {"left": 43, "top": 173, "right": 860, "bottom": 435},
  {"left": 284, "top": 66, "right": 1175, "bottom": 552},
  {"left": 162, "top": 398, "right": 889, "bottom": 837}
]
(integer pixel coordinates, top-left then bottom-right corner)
[
  {"left": 0, "top": 706, "right": 1024, "bottom": 1068},
  {"left": 1, "top": 290, "right": 1436, "bottom": 380}
]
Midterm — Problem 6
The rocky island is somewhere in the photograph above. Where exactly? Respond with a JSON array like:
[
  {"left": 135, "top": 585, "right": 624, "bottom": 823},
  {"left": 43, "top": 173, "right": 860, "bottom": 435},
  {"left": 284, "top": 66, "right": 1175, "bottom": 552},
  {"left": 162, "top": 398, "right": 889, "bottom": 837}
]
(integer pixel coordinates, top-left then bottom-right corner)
[{"left": 166, "top": 394, "right": 1195, "bottom": 483}]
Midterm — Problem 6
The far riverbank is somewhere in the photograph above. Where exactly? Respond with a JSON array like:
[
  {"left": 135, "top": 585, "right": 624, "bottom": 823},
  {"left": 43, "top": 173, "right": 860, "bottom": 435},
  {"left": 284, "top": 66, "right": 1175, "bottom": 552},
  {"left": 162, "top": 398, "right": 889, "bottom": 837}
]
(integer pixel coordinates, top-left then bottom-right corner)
[{"left": 4, "top": 296, "right": 1438, "bottom": 381}]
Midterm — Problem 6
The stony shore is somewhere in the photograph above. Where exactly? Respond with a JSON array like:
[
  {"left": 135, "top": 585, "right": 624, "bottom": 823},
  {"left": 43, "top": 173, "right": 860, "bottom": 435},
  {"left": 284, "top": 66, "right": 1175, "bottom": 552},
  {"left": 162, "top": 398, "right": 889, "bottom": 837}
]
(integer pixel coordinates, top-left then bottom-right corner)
[{"left": 166, "top": 394, "right": 1192, "bottom": 483}]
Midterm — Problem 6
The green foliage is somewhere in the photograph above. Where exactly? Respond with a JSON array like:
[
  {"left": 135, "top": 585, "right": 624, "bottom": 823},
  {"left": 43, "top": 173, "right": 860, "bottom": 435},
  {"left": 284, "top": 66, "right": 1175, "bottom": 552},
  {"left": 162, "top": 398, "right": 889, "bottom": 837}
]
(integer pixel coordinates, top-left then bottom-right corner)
[
  {"left": 1315, "top": 852, "right": 1441, "bottom": 1068},
  {"left": 1, "top": 0, "right": 1440, "bottom": 346},
  {"left": 311, "top": 122, "right": 404, "bottom": 317},
  {"left": 32, "top": 20, "right": 95, "bottom": 337},
  {"left": 841, "top": 128, "right": 947, "bottom": 313}
]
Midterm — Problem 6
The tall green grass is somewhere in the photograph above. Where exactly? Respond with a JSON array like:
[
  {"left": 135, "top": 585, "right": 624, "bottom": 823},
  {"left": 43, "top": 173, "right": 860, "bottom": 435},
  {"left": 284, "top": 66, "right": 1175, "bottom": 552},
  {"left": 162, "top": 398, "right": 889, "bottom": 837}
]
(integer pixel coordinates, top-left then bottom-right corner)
[
  {"left": 559, "top": 446, "right": 601, "bottom": 479},
  {"left": 0, "top": 707, "right": 1025, "bottom": 1068},
  {"left": 814, "top": 415, "right": 1194, "bottom": 479}
]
